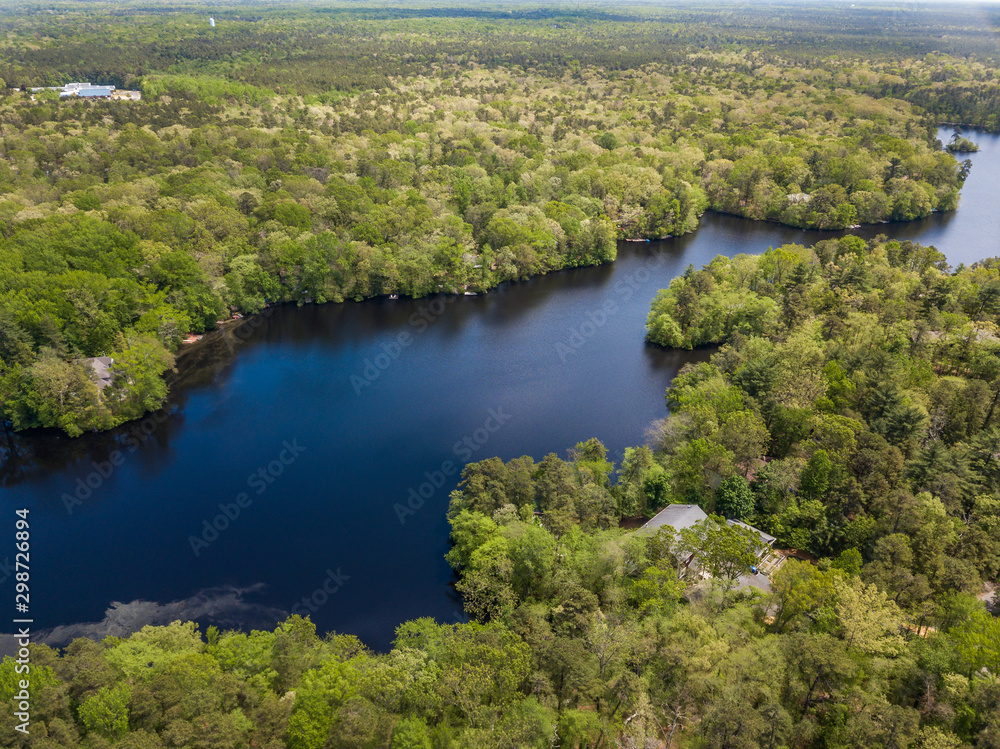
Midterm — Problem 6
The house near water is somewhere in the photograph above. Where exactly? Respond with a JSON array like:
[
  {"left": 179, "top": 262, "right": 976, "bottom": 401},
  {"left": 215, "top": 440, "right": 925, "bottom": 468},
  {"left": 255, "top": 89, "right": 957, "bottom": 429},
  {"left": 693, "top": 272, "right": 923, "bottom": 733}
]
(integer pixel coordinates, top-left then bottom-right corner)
[
  {"left": 637, "top": 503, "right": 783, "bottom": 587},
  {"left": 81, "top": 356, "right": 115, "bottom": 390}
]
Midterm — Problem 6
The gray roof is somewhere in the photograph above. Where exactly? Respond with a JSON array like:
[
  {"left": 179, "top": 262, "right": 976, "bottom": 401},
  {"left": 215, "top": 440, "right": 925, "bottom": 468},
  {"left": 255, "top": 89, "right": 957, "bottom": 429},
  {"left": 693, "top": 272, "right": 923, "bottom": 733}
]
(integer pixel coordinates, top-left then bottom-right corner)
[
  {"left": 639, "top": 504, "right": 708, "bottom": 533},
  {"left": 83, "top": 356, "right": 115, "bottom": 389},
  {"left": 62, "top": 87, "right": 114, "bottom": 98},
  {"left": 638, "top": 505, "right": 777, "bottom": 547},
  {"left": 728, "top": 519, "right": 777, "bottom": 545},
  {"left": 77, "top": 87, "right": 115, "bottom": 97}
]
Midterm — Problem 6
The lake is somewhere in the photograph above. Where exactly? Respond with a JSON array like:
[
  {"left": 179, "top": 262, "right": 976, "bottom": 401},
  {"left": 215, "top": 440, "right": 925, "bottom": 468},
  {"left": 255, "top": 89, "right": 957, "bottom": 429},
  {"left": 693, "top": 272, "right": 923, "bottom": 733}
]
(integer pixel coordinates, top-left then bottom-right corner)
[{"left": 2, "top": 128, "right": 998, "bottom": 650}]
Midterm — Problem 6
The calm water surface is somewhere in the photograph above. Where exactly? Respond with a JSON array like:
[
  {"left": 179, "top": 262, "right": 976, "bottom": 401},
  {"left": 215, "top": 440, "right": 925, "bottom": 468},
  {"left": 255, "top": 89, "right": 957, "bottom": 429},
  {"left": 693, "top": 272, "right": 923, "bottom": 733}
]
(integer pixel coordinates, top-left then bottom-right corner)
[{"left": 2, "top": 128, "right": 998, "bottom": 650}]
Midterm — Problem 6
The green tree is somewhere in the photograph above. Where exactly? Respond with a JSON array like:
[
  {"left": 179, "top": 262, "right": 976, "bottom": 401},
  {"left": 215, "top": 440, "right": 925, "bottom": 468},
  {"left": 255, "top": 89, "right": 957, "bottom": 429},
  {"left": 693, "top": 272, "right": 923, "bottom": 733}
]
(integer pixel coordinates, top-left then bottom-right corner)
[
  {"left": 714, "top": 475, "right": 754, "bottom": 520},
  {"left": 19, "top": 352, "right": 112, "bottom": 436},
  {"left": 831, "top": 548, "right": 862, "bottom": 576},
  {"left": 446, "top": 510, "right": 500, "bottom": 571},
  {"left": 617, "top": 445, "right": 656, "bottom": 517},
  {"left": 670, "top": 438, "right": 733, "bottom": 504},
  {"left": 947, "top": 606, "right": 1000, "bottom": 677},
  {"left": 834, "top": 577, "right": 905, "bottom": 656},
  {"left": 630, "top": 561, "right": 684, "bottom": 614},
  {"left": 109, "top": 335, "right": 175, "bottom": 421},
  {"left": 224, "top": 255, "right": 279, "bottom": 314},
  {"left": 287, "top": 660, "right": 358, "bottom": 749},
  {"left": 572, "top": 437, "right": 614, "bottom": 487},
  {"left": 685, "top": 516, "right": 764, "bottom": 588},
  {"left": 799, "top": 449, "right": 832, "bottom": 499},
  {"left": 769, "top": 559, "right": 840, "bottom": 633},
  {"left": 390, "top": 717, "right": 432, "bottom": 749},
  {"left": 596, "top": 132, "right": 619, "bottom": 150},
  {"left": 79, "top": 683, "right": 132, "bottom": 741},
  {"left": 455, "top": 535, "right": 517, "bottom": 622}
]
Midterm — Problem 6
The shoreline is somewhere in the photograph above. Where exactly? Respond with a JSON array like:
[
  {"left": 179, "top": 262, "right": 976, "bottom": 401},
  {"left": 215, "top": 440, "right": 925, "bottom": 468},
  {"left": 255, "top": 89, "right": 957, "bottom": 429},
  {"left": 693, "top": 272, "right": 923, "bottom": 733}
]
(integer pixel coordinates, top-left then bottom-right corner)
[{"left": 6, "top": 189, "right": 986, "bottom": 442}]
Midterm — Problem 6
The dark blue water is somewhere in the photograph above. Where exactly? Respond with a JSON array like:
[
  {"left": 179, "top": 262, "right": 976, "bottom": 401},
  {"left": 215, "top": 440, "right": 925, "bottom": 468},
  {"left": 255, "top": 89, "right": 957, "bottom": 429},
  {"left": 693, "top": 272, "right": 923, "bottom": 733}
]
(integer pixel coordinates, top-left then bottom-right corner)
[{"left": 1, "top": 128, "right": 998, "bottom": 650}]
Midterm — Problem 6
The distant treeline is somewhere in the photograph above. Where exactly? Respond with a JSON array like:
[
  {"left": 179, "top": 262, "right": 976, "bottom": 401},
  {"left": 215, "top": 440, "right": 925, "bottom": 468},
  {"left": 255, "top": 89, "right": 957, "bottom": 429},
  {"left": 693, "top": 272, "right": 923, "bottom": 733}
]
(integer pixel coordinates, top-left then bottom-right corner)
[{"left": 1, "top": 3, "right": 998, "bottom": 128}]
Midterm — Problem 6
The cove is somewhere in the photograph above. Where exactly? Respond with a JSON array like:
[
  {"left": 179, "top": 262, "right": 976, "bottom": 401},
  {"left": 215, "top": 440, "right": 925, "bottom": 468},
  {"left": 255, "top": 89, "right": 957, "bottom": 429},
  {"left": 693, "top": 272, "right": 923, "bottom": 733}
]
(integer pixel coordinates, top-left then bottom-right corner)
[{"left": 2, "top": 128, "right": 999, "bottom": 651}]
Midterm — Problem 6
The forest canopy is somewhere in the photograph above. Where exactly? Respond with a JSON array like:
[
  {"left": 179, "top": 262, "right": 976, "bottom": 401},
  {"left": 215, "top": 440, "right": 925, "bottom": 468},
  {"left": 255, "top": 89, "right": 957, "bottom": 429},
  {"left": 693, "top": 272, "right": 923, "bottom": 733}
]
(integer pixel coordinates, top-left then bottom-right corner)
[
  {"left": 1, "top": 4, "right": 999, "bottom": 748},
  {"left": 0, "top": 0, "right": 994, "bottom": 434}
]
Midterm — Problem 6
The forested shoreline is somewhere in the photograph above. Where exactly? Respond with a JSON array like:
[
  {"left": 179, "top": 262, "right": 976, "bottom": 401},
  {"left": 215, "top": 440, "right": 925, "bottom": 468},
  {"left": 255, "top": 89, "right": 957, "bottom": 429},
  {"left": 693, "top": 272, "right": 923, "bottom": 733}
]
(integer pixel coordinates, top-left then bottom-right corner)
[
  {"left": 0, "top": 1, "right": 996, "bottom": 435},
  {"left": 5, "top": 234, "right": 1000, "bottom": 747},
  {"left": 2, "top": 4, "right": 1000, "bottom": 744}
]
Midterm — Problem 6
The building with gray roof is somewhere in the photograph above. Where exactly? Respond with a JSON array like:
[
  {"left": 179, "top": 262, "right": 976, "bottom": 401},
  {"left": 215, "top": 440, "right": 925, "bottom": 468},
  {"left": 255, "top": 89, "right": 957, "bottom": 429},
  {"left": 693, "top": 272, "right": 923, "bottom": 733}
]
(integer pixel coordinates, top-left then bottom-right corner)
[
  {"left": 61, "top": 86, "right": 114, "bottom": 98},
  {"left": 638, "top": 503, "right": 708, "bottom": 534},
  {"left": 82, "top": 356, "right": 115, "bottom": 390},
  {"left": 727, "top": 519, "right": 777, "bottom": 547}
]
